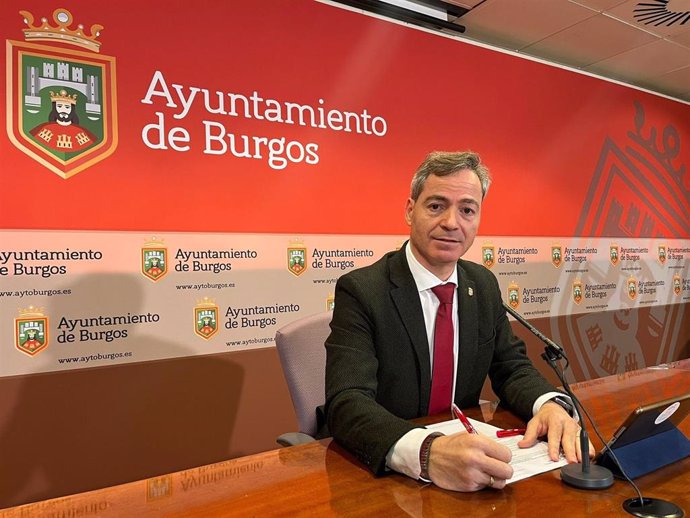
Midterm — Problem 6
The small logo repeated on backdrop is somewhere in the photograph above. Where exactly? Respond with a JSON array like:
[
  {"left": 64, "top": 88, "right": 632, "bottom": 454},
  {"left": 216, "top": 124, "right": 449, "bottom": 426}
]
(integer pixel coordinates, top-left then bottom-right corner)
[
  {"left": 287, "top": 239, "right": 307, "bottom": 277},
  {"left": 658, "top": 244, "right": 667, "bottom": 265},
  {"left": 15, "top": 306, "right": 49, "bottom": 356},
  {"left": 482, "top": 244, "right": 495, "bottom": 269},
  {"left": 627, "top": 276, "right": 638, "bottom": 300},
  {"left": 6, "top": 7, "right": 118, "bottom": 178},
  {"left": 194, "top": 298, "right": 219, "bottom": 340},
  {"left": 326, "top": 293, "right": 335, "bottom": 311},
  {"left": 673, "top": 275, "right": 682, "bottom": 296},
  {"left": 551, "top": 244, "right": 562, "bottom": 268},
  {"left": 609, "top": 244, "right": 620, "bottom": 266},
  {"left": 507, "top": 282, "right": 520, "bottom": 309},
  {"left": 572, "top": 280, "right": 583, "bottom": 305},
  {"left": 142, "top": 237, "right": 168, "bottom": 282}
]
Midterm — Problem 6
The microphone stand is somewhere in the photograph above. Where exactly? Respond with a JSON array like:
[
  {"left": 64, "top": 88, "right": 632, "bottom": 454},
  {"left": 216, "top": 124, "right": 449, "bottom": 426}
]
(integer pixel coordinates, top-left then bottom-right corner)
[
  {"left": 502, "top": 303, "right": 614, "bottom": 489},
  {"left": 504, "top": 303, "right": 685, "bottom": 517}
]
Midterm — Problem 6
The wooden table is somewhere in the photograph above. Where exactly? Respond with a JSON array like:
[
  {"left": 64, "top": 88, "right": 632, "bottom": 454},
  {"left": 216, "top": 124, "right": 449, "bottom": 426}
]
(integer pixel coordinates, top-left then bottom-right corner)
[{"left": 2, "top": 360, "right": 689, "bottom": 517}]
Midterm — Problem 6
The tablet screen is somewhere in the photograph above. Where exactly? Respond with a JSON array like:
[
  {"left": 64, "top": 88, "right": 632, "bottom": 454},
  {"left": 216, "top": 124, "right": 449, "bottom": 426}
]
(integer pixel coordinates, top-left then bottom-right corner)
[{"left": 599, "top": 393, "right": 690, "bottom": 453}]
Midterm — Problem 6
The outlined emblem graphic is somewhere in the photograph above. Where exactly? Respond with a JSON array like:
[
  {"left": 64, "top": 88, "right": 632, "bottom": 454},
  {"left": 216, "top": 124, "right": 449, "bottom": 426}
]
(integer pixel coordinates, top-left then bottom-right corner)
[
  {"left": 15, "top": 306, "right": 49, "bottom": 356},
  {"left": 627, "top": 276, "right": 638, "bottom": 300},
  {"left": 572, "top": 280, "right": 583, "bottom": 305},
  {"left": 658, "top": 245, "right": 667, "bottom": 265},
  {"left": 142, "top": 237, "right": 168, "bottom": 282},
  {"left": 551, "top": 244, "right": 562, "bottom": 268},
  {"left": 146, "top": 475, "right": 173, "bottom": 502},
  {"left": 557, "top": 102, "right": 688, "bottom": 382},
  {"left": 609, "top": 244, "right": 620, "bottom": 266},
  {"left": 327, "top": 293, "right": 335, "bottom": 311},
  {"left": 482, "top": 245, "right": 495, "bottom": 269},
  {"left": 507, "top": 282, "right": 520, "bottom": 309},
  {"left": 194, "top": 298, "right": 219, "bottom": 340},
  {"left": 287, "top": 240, "right": 307, "bottom": 277},
  {"left": 673, "top": 275, "right": 681, "bottom": 296},
  {"left": 6, "top": 8, "right": 118, "bottom": 178}
]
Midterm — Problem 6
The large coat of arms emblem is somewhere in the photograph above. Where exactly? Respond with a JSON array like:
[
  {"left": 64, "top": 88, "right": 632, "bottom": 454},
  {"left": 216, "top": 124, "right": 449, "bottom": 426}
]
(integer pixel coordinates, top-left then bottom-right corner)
[{"left": 6, "top": 8, "right": 117, "bottom": 178}]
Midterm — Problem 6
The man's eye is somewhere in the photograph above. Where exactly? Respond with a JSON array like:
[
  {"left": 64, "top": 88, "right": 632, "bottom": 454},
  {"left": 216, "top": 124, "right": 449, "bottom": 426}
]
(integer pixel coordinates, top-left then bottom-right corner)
[
  {"left": 462, "top": 207, "right": 476, "bottom": 215},
  {"left": 429, "top": 203, "right": 442, "bottom": 211}
]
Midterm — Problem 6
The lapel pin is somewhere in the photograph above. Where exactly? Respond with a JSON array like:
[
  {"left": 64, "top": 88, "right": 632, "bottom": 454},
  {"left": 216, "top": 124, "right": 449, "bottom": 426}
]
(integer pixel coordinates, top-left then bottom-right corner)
[{"left": 468, "top": 287, "right": 473, "bottom": 297}]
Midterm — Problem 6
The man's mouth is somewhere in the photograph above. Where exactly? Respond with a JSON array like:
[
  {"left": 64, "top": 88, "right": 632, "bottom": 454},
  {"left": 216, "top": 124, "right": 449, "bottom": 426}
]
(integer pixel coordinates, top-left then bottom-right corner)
[{"left": 433, "top": 237, "right": 460, "bottom": 244}]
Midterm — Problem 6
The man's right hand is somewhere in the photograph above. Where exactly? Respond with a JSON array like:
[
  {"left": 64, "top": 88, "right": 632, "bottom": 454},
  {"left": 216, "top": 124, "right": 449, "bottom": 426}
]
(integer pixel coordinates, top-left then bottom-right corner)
[{"left": 427, "top": 433, "right": 513, "bottom": 491}]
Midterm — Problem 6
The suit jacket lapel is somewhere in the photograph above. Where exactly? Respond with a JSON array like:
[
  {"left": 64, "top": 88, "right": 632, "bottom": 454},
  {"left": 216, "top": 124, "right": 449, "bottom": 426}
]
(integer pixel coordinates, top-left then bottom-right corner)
[
  {"left": 455, "top": 262, "right": 478, "bottom": 403},
  {"left": 388, "top": 247, "right": 431, "bottom": 413}
]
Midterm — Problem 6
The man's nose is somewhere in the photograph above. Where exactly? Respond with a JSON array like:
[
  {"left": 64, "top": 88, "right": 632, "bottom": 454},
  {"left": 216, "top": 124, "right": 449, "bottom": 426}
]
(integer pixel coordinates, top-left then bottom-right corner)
[{"left": 440, "top": 209, "right": 459, "bottom": 229}]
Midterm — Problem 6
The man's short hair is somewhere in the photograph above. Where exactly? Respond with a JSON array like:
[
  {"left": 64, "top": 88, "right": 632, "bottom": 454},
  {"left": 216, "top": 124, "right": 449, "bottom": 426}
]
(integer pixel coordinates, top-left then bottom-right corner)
[{"left": 410, "top": 151, "right": 491, "bottom": 200}]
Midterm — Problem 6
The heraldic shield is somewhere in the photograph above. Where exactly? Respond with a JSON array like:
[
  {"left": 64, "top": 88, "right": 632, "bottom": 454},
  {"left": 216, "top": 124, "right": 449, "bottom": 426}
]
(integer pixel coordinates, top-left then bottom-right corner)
[
  {"left": 15, "top": 315, "right": 49, "bottom": 356},
  {"left": 194, "top": 305, "right": 219, "bottom": 340},
  {"left": 6, "top": 9, "right": 118, "bottom": 179}
]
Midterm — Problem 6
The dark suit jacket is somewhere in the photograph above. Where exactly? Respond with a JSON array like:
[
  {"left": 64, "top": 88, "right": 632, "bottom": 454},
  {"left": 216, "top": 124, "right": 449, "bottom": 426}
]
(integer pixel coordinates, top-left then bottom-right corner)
[{"left": 324, "top": 245, "right": 558, "bottom": 475}]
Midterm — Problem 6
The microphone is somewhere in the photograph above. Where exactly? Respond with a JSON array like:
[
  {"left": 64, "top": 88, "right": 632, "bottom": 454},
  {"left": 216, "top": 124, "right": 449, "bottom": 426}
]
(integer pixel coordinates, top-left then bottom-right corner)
[
  {"left": 502, "top": 302, "right": 564, "bottom": 358},
  {"left": 503, "top": 303, "right": 614, "bottom": 490}
]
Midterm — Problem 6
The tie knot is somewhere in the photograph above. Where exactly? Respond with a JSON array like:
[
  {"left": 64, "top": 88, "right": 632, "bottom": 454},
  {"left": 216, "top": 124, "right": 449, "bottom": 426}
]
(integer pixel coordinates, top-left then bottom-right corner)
[{"left": 432, "top": 283, "right": 455, "bottom": 304}]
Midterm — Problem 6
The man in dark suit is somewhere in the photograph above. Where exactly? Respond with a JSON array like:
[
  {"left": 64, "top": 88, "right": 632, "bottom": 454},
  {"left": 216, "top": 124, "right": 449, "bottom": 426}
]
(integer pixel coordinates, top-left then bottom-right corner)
[{"left": 324, "top": 151, "right": 585, "bottom": 492}]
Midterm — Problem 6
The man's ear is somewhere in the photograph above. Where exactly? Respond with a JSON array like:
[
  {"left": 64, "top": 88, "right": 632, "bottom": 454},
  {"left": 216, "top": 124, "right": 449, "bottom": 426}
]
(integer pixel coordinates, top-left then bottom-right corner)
[{"left": 404, "top": 198, "right": 414, "bottom": 226}]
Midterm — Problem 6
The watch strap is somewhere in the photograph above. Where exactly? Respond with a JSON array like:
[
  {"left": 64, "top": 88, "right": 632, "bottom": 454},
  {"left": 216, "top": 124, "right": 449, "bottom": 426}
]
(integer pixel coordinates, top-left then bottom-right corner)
[
  {"left": 419, "top": 431, "right": 444, "bottom": 482},
  {"left": 551, "top": 396, "right": 574, "bottom": 416}
]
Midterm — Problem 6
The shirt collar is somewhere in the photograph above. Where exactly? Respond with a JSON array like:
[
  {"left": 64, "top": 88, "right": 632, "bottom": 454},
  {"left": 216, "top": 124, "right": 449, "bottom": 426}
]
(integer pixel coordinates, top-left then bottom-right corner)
[{"left": 405, "top": 242, "right": 458, "bottom": 293}]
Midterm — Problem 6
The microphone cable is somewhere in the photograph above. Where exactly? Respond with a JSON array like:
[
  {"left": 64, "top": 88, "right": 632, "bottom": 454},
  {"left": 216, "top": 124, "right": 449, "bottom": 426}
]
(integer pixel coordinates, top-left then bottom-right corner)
[{"left": 543, "top": 350, "right": 645, "bottom": 506}]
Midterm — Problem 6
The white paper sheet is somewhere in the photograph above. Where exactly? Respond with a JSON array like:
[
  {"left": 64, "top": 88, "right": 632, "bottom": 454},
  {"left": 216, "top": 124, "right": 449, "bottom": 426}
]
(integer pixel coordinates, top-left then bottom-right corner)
[{"left": 426, "top": 418, "right": 568, "bottom": 483}]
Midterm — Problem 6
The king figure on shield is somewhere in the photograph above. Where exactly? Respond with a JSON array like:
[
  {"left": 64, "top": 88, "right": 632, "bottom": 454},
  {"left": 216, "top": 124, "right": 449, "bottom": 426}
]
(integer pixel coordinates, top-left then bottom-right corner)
[{"left": 30, "top": 89, "right": 97, "bottom": 152}]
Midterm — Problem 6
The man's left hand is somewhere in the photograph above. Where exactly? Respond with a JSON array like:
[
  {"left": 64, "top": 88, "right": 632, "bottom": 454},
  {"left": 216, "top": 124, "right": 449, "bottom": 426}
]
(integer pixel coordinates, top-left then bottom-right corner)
[{"left": 517, "top": 401, "right": 594, "bottom": 463}]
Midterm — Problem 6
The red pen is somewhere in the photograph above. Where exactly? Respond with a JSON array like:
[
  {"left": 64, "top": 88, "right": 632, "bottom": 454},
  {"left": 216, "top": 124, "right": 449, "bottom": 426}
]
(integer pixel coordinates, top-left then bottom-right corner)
[
  {"left": 451, "top": 403, "right": 478, "bottom": 435},
  {"left": 496, "top": 429, "right": 526, "bottom": 438}
]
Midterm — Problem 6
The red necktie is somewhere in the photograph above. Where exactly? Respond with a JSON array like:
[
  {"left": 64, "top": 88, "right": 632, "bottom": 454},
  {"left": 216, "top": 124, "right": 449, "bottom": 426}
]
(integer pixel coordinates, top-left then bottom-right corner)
[{"left": 429, "top": 283, "right": 455, "bottom": 415}]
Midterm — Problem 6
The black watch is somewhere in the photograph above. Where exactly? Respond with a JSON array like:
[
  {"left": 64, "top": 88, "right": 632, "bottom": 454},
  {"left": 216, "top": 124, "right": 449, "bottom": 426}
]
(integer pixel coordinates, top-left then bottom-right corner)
[
  {"left": 419, "top": 432, "right": 444, "bottom": 483},
  {"left": 551, "top": 396, "right": 574, "bottom": 416}
]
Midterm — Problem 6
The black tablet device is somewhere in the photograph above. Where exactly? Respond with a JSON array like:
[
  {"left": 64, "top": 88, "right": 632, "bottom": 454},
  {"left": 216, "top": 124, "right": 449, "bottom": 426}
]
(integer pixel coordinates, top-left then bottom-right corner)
[{"left": 595, "top": 392, "right": 690, "bottom": 461}]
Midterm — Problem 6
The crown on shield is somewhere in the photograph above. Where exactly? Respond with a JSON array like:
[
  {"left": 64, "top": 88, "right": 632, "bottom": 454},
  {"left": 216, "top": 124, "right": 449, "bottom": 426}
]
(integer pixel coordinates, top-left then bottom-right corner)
[
  {"left": 196, "top": 297, "right": 216, "bottom": 308},
  {"left": 19, "top": 8, "right": 103, "bottom": 53},
  {"left": 50, "top": 89, "right": 77, "bottom": 105},
  {"left": 143, "top": 237, "right": 165, "bottom": 248},
  {"left": 18, "top": 306, "right": 45, "bottom": 318}
]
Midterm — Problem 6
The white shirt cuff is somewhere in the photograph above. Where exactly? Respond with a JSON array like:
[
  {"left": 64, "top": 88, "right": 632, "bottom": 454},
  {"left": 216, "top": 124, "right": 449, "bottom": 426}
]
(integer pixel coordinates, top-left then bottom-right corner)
[
  {"left": 385, "top": 428, "right": 436, "bottom": 480},
  {"left": 533, "top": 392, "right": 579, "bottom": 422}
]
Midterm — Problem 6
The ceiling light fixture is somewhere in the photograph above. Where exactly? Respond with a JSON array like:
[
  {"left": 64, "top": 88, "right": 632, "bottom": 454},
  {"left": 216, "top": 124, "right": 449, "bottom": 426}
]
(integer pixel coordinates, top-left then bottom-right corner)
[
  {"left": 332, "top": 0, "right": 467, "bottom": 34},
  {"left": 633, "top": 0, "right": 690, "bottom": 27}
]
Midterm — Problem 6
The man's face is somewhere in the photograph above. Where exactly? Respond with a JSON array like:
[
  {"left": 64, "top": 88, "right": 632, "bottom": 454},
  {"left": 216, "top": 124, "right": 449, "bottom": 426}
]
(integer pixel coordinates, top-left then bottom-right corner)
[
  {"left": 405, "top": 169, "right": 482, "bottom": 279},
  {"left": 56, "top": 102, "right": 73, "bottom": 123}
]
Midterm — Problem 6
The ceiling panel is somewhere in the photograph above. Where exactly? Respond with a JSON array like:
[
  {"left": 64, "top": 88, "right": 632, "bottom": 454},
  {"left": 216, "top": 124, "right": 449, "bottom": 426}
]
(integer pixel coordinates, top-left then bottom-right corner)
[
  {"left": 569, "top": 0, "right": 629, "bottom": 11},
  {"left": 521, "top": 12, "right": 658, "bottom": 67},
  {"left": 669, "top": 27, "right": 690, "bottom": 46},
  {"left": 458, "top": 0, "right": 597, "bottom": 51},
  {"left": 649, "top": 64, "right": 690, "bottom": 95},
  {"left": 584, "top": 38, "right": 690, "bottom": 81}
]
